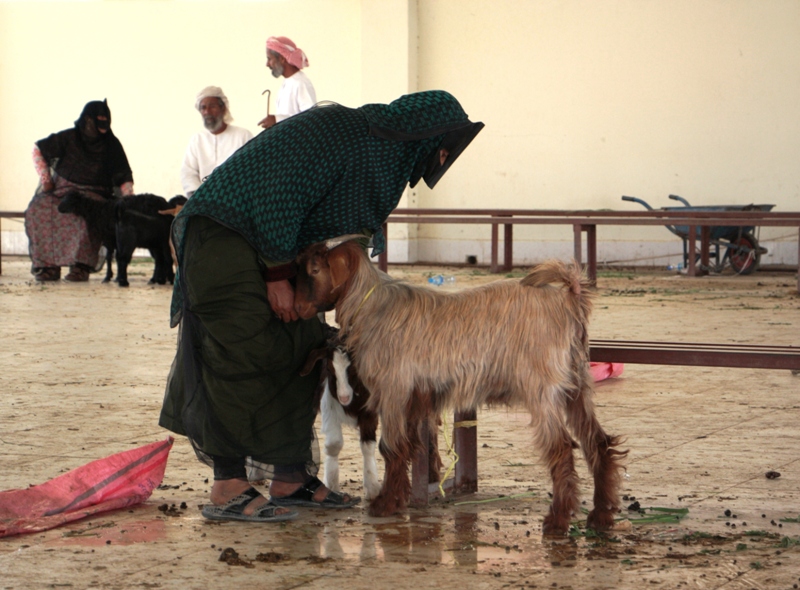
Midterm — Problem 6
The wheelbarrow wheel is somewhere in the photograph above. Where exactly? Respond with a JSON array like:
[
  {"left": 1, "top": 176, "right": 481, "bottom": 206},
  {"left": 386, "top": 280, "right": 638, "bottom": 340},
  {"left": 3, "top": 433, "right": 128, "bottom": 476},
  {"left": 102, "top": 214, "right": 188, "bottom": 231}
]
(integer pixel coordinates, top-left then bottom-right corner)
[{"left": 727, "top": 232, "right": 760, "bottom": 275}]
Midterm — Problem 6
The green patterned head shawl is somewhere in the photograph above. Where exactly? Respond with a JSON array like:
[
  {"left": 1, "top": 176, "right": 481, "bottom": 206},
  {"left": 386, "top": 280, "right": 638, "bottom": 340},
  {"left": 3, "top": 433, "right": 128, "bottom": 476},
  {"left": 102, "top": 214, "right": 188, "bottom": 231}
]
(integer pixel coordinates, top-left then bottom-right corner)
[{"left": 170, "top": 90, "right": 481, "bottom": 324}]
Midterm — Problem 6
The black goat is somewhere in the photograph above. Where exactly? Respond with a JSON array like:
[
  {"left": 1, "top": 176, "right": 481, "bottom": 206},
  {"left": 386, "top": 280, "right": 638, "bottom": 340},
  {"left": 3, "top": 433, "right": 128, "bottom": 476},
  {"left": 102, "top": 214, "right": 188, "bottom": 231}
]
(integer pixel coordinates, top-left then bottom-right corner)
[
  {"left": 58, "top": 192, "right": 185, "bottom": 287},
  {"left": 113, "top": 194, "right": 185, "bottom": 287}
]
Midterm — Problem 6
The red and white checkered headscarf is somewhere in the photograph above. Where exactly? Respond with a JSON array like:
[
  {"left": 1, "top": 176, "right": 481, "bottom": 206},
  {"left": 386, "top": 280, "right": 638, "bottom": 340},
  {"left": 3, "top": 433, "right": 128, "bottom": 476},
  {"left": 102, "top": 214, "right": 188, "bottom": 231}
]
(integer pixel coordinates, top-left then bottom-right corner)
[{"left": 266, "top": 36, "right": 309, "bottom": 69}]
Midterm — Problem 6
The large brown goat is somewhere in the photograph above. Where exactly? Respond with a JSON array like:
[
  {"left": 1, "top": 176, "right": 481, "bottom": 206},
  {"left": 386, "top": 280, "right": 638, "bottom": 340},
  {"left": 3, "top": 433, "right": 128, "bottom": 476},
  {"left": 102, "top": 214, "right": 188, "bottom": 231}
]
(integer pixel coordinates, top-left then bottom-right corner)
[{"left": 294, "top": 240, "right": 627, "bottom": 535}]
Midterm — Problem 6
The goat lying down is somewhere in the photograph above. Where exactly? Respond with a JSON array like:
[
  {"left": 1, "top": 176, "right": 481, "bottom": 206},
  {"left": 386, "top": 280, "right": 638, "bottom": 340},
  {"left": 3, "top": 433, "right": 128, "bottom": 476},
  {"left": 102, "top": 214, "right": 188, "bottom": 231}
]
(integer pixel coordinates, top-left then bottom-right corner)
[
  {"left": 294, "top": 239, "right": 627, "bottom": 535},
  {"left": 302, "top": 326, "right": 442, "bottom": 501}
]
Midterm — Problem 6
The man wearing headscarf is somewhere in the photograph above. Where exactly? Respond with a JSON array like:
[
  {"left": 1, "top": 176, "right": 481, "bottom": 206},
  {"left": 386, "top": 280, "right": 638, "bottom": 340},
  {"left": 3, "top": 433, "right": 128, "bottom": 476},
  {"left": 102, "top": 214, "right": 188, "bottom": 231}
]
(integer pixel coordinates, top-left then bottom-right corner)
[
  {"left": 181, "top": 86, "right": 253, "bottom": 198},
  {"left": 160, "top": 90, "right": 483, "bottom": 523},
  {"left": 25, "top": 100, "right": 134, "bottom": 282},
  {"left": 258, "top": 36, "right": 316, "bottom": 129}
]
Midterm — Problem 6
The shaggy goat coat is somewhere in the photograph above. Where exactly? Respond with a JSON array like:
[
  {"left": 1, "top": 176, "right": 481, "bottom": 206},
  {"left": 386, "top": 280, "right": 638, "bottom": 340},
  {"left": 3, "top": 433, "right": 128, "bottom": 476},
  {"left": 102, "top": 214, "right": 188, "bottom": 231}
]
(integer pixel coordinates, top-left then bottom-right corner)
[
  {"left": 334, "top": 252, "right": 592, "bottom": 455},
  {"left": 294, "top": 241, "right": 626, "bottom": 533}
]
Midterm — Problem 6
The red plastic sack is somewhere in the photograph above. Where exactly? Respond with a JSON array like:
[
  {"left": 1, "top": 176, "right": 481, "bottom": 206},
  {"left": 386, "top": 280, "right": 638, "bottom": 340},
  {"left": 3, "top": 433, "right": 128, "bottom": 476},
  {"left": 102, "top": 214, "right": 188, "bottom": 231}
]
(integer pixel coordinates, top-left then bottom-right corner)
[
  {"left": 0, "top": 437, "right": 173, "bottom": 538},
  {"left": 590, "top": 362, "right": 624, "bottom": 382}
]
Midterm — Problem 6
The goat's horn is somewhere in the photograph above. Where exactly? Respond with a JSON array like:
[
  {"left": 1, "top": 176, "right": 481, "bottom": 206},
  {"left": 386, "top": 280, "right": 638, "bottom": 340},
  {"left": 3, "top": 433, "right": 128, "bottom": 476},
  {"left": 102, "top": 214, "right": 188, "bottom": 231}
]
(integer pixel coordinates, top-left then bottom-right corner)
[{"left": 325, "top": 234, "right": 365, "bottom": 249}]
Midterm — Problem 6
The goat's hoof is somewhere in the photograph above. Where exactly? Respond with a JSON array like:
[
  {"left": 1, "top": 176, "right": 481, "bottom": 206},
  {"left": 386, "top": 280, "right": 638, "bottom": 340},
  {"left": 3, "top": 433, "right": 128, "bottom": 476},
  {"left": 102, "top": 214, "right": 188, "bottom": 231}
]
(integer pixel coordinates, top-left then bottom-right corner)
[
  {"left": 542, "top": 513, "right": 570, "bottom": 537},
  {"left": 102, "top": 278, "right": 111, "bottom": 284},
  {"left": 119, "top": 282, "right": 130, "bottom": 288},
  {"left": 586, "top": 509, "right": 615, "bottom": 532},
  {"left": 368, "top": 495, "right": 403, "bottom": 517}
]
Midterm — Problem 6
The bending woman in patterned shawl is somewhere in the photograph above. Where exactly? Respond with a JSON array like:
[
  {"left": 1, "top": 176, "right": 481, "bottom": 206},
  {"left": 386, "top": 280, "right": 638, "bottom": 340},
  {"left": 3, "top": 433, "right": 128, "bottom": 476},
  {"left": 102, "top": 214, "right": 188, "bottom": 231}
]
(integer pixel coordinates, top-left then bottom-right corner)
[
  {"left": 159, "top": 90, "right": 483, "bottom": 523},
  {"left": 25, "top": 100, "right": 134, "bottom": 282}
]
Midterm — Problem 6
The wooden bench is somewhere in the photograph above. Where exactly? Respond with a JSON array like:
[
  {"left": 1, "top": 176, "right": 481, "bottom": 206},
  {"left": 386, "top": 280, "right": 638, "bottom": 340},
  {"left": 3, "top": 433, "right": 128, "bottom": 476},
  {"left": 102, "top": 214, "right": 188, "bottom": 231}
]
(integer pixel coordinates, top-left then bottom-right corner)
[
  {"left": 0, "top": 211, "right": 26, "bottom": 276},
  {"left": 378, "top": 208, "right": 800, "bottom": 294},
  {"left": 589, "top": 340, "right": 800, "bottom": 371},
  {"left": 411, "top": 340, "right": 800, "bottom": 505}
]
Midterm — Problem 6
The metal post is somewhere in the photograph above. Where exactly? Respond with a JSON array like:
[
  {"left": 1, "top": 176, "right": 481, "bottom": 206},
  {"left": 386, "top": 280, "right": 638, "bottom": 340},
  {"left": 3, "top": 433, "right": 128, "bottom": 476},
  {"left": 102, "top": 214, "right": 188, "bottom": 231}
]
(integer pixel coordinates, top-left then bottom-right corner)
[
  {"left": 454, "top": 409, "right": 478, "bottom": 493},
  {"left": 585, "top": 224, "right": 597, "bottom": 286},
  {"left": 700, "top": 226, "right": 711, "bottom": 274},
  {"left": 503, "top": 217, "right": 513, "bottom": 271},
  {"left": 490, "top": 221, "right": 499, "bottom": 273},
  {"left": 687, "top": 225, "right": 697, "bottom": 276},
  {"left": 573, "top": 224, "right": 583, "bottom": 265}
]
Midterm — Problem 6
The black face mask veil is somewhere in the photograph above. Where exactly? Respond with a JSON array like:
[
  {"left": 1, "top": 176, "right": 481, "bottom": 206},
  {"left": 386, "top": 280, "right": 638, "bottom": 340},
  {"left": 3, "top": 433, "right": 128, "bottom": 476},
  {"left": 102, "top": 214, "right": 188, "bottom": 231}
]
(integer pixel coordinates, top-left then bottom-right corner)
[
  {"left": 420, "top": 121, "right": 484, "bottom": 189},
  {"left": 76, "top": 99, "right": 112, "bottom": 136}
]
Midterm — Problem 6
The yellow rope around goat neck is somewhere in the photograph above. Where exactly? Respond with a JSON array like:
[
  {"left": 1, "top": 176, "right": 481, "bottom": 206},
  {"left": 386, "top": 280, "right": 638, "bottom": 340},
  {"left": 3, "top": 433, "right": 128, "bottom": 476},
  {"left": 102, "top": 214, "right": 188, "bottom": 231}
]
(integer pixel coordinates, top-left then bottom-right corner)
[
  {"left": 350, "top": 284, "right": 377, "bottom": 325},
  {"left": 437, "top": 415, "right": 477, "bottom": 497}
]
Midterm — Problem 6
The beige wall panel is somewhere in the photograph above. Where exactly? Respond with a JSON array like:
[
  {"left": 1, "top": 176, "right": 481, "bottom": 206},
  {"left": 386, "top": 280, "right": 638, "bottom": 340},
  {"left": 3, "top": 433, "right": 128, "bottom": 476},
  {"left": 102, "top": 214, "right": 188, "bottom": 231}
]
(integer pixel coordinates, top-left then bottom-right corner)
[
  {"left": 0, "top": 0, "right": 361, "bottom": 212},
  {"left": 361, "top": 0, "right": 419, "bottom": 262},
  {"left": 414, "top": 0, "right": 800, "bottom": 263}
]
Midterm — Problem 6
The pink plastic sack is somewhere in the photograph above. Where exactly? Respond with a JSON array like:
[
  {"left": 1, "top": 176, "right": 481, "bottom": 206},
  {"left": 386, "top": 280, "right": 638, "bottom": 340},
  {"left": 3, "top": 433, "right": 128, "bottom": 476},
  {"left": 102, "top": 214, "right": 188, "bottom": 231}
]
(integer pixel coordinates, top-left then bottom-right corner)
[
  {"left": 0, "top": 437, "right": 173, "bottom": 538},
  {"left": 590, "top": 362, "right": 624, "bottom": 382}
]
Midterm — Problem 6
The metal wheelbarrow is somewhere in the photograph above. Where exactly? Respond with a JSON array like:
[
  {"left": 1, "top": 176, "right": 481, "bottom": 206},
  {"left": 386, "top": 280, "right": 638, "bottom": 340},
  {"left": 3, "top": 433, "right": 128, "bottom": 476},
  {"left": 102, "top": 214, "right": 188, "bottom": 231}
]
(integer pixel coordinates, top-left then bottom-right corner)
[{"left": 622, "top": 194, "right": 773, "bottom": 275}]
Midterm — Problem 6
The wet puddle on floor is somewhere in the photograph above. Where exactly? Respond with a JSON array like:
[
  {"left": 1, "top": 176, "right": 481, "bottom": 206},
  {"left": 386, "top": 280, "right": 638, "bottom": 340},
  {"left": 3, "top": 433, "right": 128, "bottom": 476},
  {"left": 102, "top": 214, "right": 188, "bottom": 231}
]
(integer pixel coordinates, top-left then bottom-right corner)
[
  {"left": 240, "top": 506, "right": 800, "bottom": 577},
  {"left": 33, "top": 498, "right": 799, "bottom": 585},
  {"left": 43, "top": 518, "right": 169, "bottom": 547}
]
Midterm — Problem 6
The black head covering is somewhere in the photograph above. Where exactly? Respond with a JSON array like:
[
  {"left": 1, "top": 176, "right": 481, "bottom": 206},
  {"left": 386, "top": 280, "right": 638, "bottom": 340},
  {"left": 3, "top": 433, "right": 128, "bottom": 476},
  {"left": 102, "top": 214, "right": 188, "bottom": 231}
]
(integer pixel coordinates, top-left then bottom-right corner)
[
  {"left": 360, "top": 91, "right": 484, "bottom": 188},
  {"left": 36, "top": 99, "right": 133, "bottom": 192},
  {"left": 75, "top": 99, "right": 112, "bottom": 134}
]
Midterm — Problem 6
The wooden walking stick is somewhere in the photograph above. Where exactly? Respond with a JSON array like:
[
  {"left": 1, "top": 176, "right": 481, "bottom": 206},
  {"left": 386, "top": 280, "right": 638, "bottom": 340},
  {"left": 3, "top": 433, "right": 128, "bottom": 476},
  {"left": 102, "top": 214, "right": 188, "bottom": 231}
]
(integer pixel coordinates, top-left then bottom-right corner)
[{"left": 262, "top": 89, "right": 271, "bottom": 117}]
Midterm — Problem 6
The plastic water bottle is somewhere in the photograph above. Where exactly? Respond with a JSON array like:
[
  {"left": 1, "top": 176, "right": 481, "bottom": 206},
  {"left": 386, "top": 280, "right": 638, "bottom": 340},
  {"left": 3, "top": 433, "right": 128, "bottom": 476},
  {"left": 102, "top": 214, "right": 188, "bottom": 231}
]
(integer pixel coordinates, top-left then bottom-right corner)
[
  {"left": 443, "top": 275, "right": 456, "bottom": 285},
  {"left": 428, "top": 275, "right": 444, "bottom": 286},
  {"left": 677, "top": 263, "right": 684, "bottom": 271},
  {"left": 667, "top": 265, "right": 675, "bottom": 271}
]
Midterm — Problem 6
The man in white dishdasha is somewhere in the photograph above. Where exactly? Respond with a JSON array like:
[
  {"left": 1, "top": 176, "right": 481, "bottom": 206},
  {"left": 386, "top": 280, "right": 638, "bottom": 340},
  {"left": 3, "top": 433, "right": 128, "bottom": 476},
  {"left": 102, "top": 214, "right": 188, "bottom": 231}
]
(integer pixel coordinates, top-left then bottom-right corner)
[
  {"left": 181, "top": 86, "right": 252, "bottom": 198},
  {"left": 258, "top": 36, "right": 316, "bottom": 129}
]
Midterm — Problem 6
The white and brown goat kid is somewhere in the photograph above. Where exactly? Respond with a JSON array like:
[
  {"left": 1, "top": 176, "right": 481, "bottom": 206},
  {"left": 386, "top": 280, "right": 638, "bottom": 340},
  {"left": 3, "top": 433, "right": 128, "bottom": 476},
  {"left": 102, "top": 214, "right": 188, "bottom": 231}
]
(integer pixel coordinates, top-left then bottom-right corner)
[
  {"left": 302, "top": 328, "right": 443, "bottom": 501},
  {"left": 302, "top": 330, "right": 381, "bottom": 500},
  {"left": 294, "top": 239, "right": 627, "bottom": 536}
]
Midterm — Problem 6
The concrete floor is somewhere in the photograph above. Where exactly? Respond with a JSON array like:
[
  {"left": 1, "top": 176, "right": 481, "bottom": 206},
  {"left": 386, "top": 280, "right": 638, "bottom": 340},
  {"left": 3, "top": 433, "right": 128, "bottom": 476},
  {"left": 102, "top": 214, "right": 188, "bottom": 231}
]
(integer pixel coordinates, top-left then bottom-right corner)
[{"left": 1, "top": 256, "right": 799, "bottom": 589}]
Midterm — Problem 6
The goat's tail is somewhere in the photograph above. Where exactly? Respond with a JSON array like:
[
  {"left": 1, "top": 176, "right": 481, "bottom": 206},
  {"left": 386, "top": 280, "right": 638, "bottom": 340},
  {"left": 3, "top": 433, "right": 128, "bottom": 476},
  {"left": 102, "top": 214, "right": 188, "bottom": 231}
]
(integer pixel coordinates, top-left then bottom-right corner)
[
  {"left": 520, "top": 259, "right": 587, "bottom": 296},
  {"left": 521, "top": 259, "right": 593, "bottom": 343}
]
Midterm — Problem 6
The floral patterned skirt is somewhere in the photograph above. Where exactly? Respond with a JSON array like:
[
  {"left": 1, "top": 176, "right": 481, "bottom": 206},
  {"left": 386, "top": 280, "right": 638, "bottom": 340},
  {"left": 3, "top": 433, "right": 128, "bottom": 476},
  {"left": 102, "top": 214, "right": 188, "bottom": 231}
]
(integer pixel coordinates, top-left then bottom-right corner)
[{"left": 24, "top": 177, "right": 106, "bottom": 270}]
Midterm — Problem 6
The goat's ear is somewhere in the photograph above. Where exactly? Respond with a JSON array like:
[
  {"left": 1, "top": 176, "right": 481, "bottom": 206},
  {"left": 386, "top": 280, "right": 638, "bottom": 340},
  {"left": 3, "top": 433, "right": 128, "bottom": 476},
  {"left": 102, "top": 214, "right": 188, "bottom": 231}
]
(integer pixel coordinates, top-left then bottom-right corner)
[
  {"left": 328, "top": 247, "right": 353, "bottom": 291},
  {"left": 300, "top": 347, "right": 328, "bottom": 376}
]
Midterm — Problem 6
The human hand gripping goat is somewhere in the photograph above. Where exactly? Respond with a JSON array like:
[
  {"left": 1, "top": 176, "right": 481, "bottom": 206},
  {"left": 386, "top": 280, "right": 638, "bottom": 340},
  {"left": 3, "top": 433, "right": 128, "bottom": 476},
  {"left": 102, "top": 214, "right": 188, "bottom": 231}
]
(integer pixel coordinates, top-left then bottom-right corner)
[{"left": 267, "top": 279, "right": 299, "bottom": 322}]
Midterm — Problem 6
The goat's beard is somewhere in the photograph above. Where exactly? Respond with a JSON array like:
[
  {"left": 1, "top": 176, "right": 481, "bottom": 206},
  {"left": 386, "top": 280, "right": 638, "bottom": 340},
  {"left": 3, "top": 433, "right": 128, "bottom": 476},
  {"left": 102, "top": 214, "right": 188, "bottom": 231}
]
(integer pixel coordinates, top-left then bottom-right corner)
[{"left": 203, "top": 114, "right": 224, "bottom": 132}]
